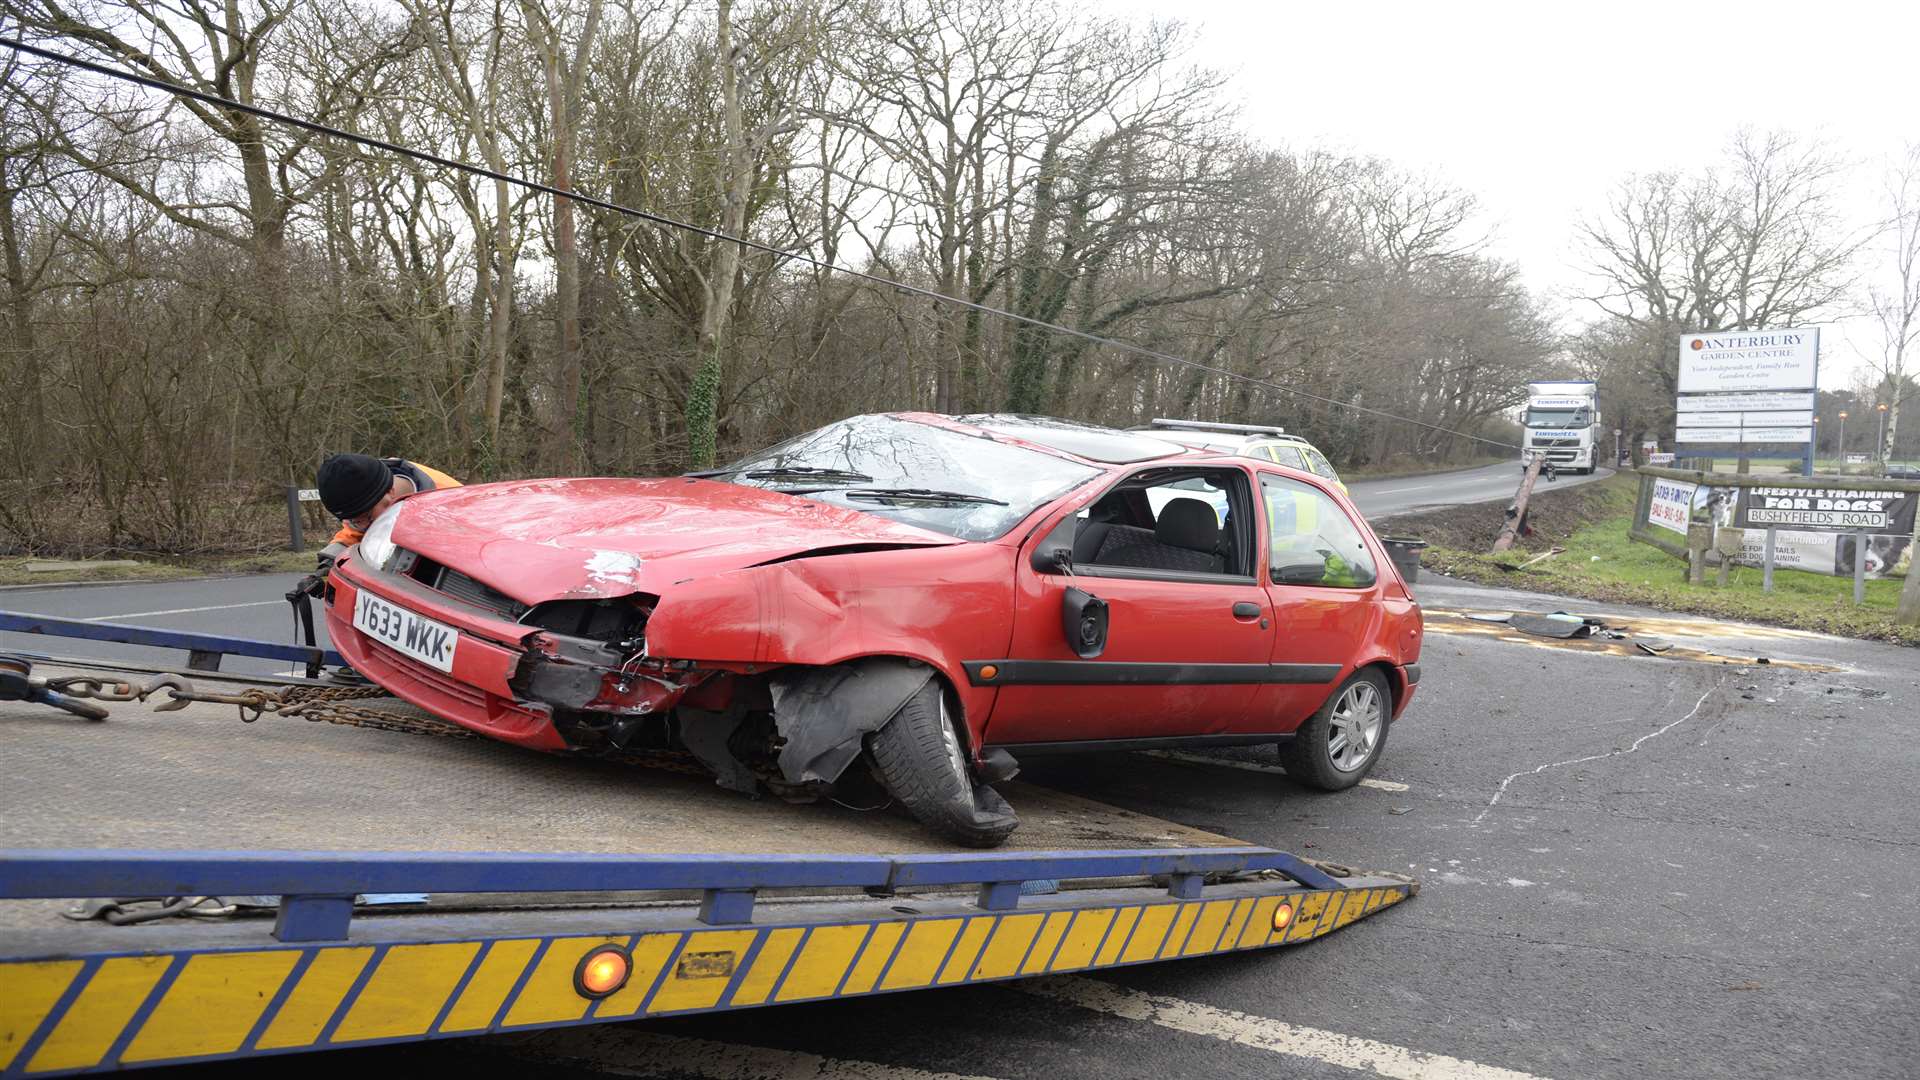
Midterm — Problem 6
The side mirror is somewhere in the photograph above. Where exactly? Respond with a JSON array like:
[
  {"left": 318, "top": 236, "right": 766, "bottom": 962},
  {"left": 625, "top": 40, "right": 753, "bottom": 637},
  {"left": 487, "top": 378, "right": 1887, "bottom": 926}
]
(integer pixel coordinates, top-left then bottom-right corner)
[{"left": 1061, "top": 586, "right": 1109, "bottom": 659}]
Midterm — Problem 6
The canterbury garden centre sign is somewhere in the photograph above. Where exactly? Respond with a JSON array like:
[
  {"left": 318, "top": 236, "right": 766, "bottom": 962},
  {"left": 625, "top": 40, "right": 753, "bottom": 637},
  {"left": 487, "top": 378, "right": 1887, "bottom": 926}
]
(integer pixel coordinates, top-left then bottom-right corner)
[{"left": 1675, "top": 329, "right": 1817, "bottom": 445}]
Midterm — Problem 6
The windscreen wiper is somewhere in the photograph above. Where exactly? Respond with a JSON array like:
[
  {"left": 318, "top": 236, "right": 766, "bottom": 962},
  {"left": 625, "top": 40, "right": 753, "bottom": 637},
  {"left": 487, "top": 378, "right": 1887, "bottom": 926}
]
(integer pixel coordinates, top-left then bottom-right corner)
[
  {"left": 741, "top": 467, "right": 875, "bottom": 483},
  {"left": 840, "top": 487, "right": 1008, "bottom": 505}
]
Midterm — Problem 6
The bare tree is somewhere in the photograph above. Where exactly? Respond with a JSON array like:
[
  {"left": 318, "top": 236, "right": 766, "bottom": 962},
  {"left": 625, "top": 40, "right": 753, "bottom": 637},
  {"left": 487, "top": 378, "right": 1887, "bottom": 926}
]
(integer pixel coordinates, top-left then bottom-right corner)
[
  {"left": 1580, "top": 130, "right": 1857, "bottom": 402},
  {"left": 519, "top": 0, "right": 602, "bottom": 472},
  {"left": 1868, "top": 144, "right": 1920, "bottom": 463}
]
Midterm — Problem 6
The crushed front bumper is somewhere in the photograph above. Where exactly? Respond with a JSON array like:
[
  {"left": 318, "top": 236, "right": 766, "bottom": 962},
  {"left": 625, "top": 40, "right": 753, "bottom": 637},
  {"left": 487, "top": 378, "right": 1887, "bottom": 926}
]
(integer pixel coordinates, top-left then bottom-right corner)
[{"left": 326, "top": 554, "right": 694, "bottom": 751}]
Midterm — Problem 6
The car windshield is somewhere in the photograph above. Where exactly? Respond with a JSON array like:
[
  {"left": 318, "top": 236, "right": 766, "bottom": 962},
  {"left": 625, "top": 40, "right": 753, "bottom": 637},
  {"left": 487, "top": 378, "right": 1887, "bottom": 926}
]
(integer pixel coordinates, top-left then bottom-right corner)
[
  {"left": 1525, "top": 407, "right": 1590, "bottom": 427},
  {"left": 710, "top": 415, "right": 1101, "bottom": 540}
]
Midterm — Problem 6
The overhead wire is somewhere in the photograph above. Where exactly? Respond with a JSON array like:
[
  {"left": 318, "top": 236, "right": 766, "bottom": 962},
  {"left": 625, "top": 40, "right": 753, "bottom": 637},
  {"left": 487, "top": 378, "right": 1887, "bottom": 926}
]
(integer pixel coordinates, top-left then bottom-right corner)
[{"left": 0, "top": 35, "right": 1522, "bottom": 451}]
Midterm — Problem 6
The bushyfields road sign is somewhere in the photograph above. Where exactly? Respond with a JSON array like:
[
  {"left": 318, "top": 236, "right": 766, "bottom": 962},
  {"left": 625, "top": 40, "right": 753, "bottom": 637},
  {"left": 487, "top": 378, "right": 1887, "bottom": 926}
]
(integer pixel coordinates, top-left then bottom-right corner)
[{"left": 1735, "top": 487, "right": 1917, "bottom": 533}]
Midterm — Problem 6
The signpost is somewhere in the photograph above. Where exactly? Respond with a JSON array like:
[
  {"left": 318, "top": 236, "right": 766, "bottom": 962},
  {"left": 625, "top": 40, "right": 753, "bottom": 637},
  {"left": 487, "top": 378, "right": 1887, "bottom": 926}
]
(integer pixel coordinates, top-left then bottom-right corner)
[{"left": 1675, "top": 330, "right": 1819, "bottom": 475}]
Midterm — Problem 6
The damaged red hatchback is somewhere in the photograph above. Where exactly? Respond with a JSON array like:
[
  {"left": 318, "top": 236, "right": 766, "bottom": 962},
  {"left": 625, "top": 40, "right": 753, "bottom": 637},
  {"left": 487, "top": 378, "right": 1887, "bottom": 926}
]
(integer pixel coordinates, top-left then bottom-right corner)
[{"left": 324, "top": 413, "right": 1423, "bottom": 846}]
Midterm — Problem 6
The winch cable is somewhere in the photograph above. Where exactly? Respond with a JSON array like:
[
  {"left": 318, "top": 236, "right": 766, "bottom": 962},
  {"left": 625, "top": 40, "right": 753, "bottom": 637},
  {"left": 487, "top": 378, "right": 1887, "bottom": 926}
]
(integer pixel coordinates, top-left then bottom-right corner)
[{"left": 0, "top": 35, "right": 1522, "bottom": 452}]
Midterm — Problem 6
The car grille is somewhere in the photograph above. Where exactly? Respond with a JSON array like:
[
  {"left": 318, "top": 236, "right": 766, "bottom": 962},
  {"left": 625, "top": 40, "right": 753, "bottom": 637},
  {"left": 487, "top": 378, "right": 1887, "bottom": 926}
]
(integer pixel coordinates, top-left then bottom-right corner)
[
  {"left": 395, "top": 549, "right": 528, "bottom": 620},
  {"left": 1531, "top": 437, "right": 1580, "bottom": 448}
]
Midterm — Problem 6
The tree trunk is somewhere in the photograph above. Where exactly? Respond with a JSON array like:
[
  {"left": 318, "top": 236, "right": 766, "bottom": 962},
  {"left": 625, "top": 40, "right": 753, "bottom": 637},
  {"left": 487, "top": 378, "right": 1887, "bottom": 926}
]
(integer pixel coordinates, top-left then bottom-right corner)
[{"left": 687, "top": 0, "right": 752, "bottom": 468}]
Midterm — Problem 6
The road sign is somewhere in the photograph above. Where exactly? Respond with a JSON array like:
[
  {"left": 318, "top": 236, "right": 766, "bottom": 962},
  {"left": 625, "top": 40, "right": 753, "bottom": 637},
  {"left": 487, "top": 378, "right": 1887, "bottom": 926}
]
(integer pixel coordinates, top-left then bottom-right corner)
[
  {"left": 1678, "top": 329, "right": 1818, "bottom": 394},
  {"left": 1675, "top": 391, "right": 1815, "bottom": 412}
]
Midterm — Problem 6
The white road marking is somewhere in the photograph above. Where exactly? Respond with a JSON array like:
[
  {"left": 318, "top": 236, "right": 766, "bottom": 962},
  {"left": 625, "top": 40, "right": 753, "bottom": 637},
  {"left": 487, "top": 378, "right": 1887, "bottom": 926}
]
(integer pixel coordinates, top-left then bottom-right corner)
[
  {"left": 488, "top": 1029, "right": 1003, "bottom": 1080},
  {"left": 1473, "top": 681, "right": 1720, "bottom": 824},
  {"left": 1021, "top": 976, "right": 1548, "bottom": 1080},
  {"left": 1140, "top": 750, "right": 1411, "bottom": 791},
  {"left": 80, "top": 601, "right": 283, "bottom": 623}
]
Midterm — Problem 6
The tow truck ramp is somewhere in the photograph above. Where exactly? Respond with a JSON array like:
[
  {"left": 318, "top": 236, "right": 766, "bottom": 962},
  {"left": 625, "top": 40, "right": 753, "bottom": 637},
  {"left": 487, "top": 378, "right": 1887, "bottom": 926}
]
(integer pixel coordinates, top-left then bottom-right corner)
[{"left": 1, "top": 620, "right": 1414, "bottom": 1076}]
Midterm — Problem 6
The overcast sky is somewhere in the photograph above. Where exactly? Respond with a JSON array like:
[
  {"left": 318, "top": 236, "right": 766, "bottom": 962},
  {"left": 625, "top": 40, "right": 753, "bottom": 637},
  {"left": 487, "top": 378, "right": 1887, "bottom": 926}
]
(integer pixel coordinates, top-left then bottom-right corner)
[{"left": 1098, "top": 0, "right": 1919, "bottom": 389}]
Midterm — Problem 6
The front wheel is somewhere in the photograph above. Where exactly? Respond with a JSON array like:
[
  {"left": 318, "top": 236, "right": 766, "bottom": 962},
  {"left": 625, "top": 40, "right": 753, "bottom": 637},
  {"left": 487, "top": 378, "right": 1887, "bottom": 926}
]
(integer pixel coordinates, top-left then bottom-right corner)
[
  {"left": 1277, "top": 669, "right": 1391, "bottom": 790},
  {"left": 866, "top": 680, "right": 1019, "bottom": 847}
]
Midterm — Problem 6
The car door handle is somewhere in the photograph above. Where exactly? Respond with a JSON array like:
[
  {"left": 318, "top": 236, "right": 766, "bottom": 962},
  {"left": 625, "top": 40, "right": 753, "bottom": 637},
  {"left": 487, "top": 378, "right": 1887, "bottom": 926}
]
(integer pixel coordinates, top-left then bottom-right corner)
[{"left": 1231, "top": 602, "right": 1262, "bottom": 620}]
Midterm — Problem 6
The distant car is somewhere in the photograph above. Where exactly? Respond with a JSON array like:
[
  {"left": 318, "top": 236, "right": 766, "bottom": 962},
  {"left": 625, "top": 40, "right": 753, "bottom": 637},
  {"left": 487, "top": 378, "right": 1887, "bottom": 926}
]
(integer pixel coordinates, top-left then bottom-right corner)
[
  {"left": 324, "top": 413, "right": 1422, "bottom": 846},
  {"left": 1133, "top": 418, "right": 1348, "bottom": 492}
]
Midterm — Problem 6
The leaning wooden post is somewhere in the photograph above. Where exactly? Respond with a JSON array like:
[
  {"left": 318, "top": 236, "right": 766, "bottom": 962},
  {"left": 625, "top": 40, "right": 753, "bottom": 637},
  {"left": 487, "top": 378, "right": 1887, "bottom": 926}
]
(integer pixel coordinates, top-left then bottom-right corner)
[{"left": 1493, "top": 455, "right": 1545, "bottom": 553}]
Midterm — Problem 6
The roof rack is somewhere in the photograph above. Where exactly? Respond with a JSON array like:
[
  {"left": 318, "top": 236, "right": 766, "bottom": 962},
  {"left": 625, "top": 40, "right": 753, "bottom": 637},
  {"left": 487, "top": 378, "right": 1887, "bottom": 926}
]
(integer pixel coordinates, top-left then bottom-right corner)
[{"left": 1148, "top": 418, "right": 1287, "bottom": 436}]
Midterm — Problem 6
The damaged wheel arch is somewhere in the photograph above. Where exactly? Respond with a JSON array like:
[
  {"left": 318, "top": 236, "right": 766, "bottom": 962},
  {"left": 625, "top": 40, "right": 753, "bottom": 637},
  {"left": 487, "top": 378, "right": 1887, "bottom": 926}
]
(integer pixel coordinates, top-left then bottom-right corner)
[{"left": 767, "top": 656, "right": 1019, "bottom": 847}]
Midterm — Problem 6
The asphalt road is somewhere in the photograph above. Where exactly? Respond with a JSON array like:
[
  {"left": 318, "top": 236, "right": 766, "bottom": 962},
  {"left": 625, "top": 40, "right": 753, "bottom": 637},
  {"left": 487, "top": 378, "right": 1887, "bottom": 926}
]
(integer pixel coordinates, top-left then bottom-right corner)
[
  {"left": 11, "top": 572, "right": 1916, "bottom": 1080},
  {"left": 7, "top": 462, "right": 1915, "bottom": 1080},
  {"left": 1347, "top": 460, "right": 1614, "bottom": 520}
]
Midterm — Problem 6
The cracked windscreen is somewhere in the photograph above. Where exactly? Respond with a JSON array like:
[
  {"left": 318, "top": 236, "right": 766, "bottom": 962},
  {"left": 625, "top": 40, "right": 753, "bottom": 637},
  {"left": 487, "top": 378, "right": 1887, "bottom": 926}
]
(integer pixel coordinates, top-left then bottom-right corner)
[{"left": 709, "top": 414, "right": 1100, "bottom": 540}]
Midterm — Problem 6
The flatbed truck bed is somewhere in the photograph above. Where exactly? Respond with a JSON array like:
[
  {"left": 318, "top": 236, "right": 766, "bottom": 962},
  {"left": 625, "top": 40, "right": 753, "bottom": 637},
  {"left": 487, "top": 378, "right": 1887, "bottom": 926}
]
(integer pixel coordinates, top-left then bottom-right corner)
[{"left": 2, "top": 648, "right": 1413, "bottom": 1077}]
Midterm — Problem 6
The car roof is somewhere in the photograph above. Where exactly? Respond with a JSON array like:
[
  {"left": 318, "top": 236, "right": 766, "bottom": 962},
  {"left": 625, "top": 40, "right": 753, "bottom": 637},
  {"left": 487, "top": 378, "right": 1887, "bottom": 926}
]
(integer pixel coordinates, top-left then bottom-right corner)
[
  {"left": 925, "top": 413, "right": 1187, "bottom": 464},
  {"left": 1138, "top": 430, "right": 1320, "bottom": 454}
]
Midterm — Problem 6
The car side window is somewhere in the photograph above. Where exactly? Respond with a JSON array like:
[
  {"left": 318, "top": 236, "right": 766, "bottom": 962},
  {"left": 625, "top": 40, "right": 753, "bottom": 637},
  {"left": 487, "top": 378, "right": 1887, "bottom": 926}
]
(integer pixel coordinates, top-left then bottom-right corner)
[
  {"left": 1260, "top": 474, "right": 1376, "bottom": 588},
  {"left": 1071, "top": 468, "right": 1253, "bottom": 579},
  {"left": 1301, "top": 446, "right": 1339, "bottom": 480},
  {"left": 1267, "top": 444, "right": 1307, "bottom": 470}
]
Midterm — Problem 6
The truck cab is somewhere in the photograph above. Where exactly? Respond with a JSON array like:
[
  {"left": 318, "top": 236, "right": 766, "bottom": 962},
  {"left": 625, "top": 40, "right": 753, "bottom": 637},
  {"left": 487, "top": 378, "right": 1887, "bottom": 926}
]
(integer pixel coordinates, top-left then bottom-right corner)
[{"left": 1522, "top": 381, "right": 1600, "bottom": 475}]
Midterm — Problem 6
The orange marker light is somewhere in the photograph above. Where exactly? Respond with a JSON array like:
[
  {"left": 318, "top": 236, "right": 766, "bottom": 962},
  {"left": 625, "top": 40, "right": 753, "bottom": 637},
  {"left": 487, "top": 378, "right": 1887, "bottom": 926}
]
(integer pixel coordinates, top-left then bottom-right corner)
[
  {"left": 1272, "top": 901, "right": 1295, "bottom": 933},
  {"left": 575, "top": 945, "right": 633, "bottom": 998},
  {"left": 979, "top": 664, "right": 999, "bottom": 680}
]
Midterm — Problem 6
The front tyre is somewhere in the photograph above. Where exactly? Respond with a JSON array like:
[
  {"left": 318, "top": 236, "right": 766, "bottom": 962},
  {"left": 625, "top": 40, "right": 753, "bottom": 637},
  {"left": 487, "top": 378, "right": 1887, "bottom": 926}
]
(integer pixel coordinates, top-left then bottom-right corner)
[
  {"left": 866, "top": 680, "right": 1019, "bottom": 847},
  {"left": 1278, "top": 668, "right": 1391, "bottom": 790}
]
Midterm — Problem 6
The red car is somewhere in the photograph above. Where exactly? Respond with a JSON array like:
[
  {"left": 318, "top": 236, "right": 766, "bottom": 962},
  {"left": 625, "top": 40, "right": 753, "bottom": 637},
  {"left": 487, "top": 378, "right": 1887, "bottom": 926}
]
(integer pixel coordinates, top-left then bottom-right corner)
[{"left": 324, "top": 413, "right": 1423, "bottom": 846}]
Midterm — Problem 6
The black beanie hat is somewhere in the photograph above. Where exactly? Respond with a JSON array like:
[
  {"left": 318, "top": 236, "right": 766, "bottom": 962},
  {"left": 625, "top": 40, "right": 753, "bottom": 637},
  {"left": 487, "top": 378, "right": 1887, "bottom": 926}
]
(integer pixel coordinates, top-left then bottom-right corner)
[{"left": 317, "top": 453, "right": 394, "bottom": 520}]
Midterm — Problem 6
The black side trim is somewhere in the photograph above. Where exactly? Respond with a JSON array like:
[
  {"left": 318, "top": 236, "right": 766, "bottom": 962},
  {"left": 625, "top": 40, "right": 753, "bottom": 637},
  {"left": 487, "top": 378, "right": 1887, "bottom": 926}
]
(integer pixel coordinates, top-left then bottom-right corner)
[
  {"left": 987, "top": 733, "right": 1297, "bottom": 755},
  {"left": 964, "top": 660, "right": 1340, "bottom": 686},
  {"left": 1403, "top": 663, "right": 1421, "bottom": 686},
  {"left": 1059, "top": 565, "right": 1258, "bottom": 587}
]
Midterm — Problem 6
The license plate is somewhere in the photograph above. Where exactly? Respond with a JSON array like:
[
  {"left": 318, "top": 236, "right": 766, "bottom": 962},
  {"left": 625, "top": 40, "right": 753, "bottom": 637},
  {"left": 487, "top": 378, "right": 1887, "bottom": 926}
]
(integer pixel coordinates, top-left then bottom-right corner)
[{"left": 352, "top": 589, "right": 459, "bottom": 673}]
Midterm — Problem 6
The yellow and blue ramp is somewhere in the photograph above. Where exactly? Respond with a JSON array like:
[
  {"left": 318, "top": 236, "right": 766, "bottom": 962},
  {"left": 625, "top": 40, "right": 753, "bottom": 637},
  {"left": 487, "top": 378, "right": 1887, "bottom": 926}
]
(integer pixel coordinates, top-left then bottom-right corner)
[{"left": 0, "top": 847, "right": 1413, "bottom": 1075}]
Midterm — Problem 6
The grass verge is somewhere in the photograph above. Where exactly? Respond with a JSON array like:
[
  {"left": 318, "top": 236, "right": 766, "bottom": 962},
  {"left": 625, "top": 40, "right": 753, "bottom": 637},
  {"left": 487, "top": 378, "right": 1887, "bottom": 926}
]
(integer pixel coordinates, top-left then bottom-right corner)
[
  {"left": 0, "top": 550, "right": 317, "bottom": 587},
  {"left": 1400, "top": 473, "right": 1920, "bottom": 647}
]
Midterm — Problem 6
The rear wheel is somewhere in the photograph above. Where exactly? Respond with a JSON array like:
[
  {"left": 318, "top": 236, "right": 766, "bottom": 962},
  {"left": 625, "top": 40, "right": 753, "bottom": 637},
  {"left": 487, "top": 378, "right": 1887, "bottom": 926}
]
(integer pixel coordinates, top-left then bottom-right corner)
[
  {"left": 866, "top": 680, "right": 1018, "bottom": 847},
  {"left": 1278, "top": 669, "right": 1391, "bottom": 790}
]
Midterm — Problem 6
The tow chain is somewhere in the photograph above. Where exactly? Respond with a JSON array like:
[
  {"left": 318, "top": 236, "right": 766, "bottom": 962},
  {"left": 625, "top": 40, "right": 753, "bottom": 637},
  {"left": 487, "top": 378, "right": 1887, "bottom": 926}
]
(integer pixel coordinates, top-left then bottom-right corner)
[{"left": 42, "top": 673, "right": 710, "bottom": 774}]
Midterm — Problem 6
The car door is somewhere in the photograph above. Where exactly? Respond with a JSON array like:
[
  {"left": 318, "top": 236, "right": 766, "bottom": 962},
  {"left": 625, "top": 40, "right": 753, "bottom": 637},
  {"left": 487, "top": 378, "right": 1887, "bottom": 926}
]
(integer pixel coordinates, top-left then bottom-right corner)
[
  {"left": 978, "top": 465, "right": 1275, "bottom": 747},
  {"left": 1253, "top": 471, "right": 1385, "bottom": 730}
]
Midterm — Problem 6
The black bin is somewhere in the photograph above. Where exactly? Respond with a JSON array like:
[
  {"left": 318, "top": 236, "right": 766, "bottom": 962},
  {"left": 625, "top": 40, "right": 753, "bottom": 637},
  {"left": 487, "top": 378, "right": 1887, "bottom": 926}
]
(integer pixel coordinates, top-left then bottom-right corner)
[{"left": 1378, "top": 536, "right": 1428, "bottom": 584}]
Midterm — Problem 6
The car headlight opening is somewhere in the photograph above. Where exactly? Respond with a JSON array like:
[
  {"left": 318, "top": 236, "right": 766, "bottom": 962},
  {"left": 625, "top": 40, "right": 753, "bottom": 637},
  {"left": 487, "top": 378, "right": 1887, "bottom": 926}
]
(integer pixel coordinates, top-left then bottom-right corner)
[{"left": 356, "top": 502, "right": 405, "bottom": 572}]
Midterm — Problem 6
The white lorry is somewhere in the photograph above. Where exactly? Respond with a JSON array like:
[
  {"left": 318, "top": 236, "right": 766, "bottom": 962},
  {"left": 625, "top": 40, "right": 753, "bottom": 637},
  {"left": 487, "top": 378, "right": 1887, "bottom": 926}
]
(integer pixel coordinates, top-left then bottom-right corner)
[{"left": 1522, "top": 380, "right": 1601, "bottom": 475}]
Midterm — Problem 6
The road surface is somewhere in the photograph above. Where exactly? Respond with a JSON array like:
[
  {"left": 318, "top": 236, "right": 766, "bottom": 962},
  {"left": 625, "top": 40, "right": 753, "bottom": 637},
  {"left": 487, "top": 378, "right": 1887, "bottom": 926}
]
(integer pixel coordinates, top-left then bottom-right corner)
[
  {"left": 3, "top": 570, "right": 1915, "bottom": 1079},
  {"left": 77, "top": 572, "right": 1906, "bottom": 1080},
  {"left": 1347, "top": 460, "right": 1613, "bottom": 520}
]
